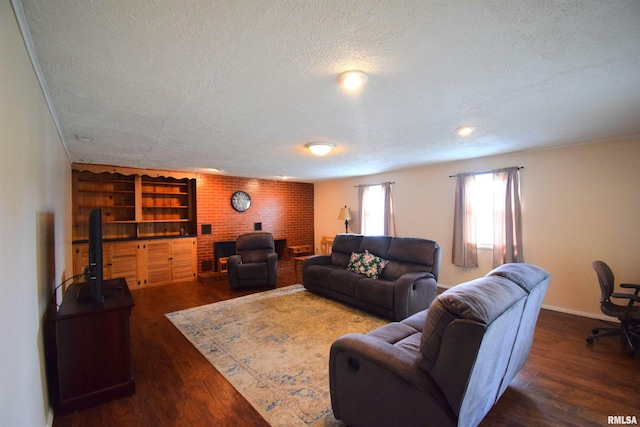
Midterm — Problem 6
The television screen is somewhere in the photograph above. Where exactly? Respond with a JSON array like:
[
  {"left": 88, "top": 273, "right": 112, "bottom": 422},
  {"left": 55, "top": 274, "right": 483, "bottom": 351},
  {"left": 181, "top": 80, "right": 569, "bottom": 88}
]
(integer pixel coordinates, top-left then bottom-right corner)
[{"left": 87, "top": 208, "right": 104, "bottom": 304}]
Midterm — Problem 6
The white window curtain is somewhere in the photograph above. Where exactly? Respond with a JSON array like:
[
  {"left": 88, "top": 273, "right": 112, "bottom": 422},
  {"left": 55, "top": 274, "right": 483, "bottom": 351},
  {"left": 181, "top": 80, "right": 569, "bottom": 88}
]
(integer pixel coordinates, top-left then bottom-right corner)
[
  {"left": 452, "top": 174, "right": 478, "bottom": 267},
  {"left": 382, "top": 182, "right": 397, "bottom": 236},
  {"left": 492, "top": 167, "right": 523, "bottom": 266},
  {"left": 358, "top": 182, "right": 397, "bottom": 236},
  {"left": 452, "top": 167, "right": 523, "bottom": 268}
]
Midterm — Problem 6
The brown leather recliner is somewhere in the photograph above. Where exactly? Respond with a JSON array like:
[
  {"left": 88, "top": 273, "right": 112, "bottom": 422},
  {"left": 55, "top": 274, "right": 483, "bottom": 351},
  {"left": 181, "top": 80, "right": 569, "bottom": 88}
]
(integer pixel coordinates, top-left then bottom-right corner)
[{"left": 228, "top": 232, "right": 278, "bottom": 289}]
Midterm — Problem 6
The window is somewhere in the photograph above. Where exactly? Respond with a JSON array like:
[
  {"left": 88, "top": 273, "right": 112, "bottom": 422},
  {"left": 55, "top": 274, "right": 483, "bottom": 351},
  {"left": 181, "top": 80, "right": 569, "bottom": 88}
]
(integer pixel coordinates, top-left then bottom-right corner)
[
  {"left": 358, "top": 182, "right": 396, "bottom": 236},
  {"left": 452, "top": 167, "right": 523, "bottom": 268},
  {"left": 360, "top": 185, "right": 384, "bottom": 235}
]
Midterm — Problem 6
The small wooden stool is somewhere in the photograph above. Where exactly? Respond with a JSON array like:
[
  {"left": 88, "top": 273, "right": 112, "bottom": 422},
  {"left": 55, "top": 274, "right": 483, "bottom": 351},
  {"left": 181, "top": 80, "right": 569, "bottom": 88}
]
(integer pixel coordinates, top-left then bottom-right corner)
[{"left": 218, "top": 257, "right": 229, "bottom": 273}]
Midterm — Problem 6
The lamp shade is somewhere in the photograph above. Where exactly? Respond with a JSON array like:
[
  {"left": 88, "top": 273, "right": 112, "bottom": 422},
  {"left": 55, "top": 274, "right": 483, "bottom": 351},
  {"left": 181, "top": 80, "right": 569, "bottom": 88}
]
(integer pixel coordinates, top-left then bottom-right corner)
[{"left": 337, "top": 206, "right": 351, "bottom": 221}]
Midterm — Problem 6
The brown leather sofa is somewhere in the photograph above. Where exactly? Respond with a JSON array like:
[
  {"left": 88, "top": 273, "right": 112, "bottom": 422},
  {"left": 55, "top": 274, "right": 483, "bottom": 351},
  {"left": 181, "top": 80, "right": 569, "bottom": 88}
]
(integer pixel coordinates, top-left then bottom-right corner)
[
  {"left": 329, "top": 263, "right": 551, "bottom": 427},
  {"left": 302, "top": 234, "right": 441, "bottom": 321}
]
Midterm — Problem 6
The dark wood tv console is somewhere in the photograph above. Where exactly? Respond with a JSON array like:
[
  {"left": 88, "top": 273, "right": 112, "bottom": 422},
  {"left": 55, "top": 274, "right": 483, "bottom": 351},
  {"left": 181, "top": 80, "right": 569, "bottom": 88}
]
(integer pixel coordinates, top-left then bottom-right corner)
[{"left": 44, "top": 278, "right": 135, "bottom": 414}]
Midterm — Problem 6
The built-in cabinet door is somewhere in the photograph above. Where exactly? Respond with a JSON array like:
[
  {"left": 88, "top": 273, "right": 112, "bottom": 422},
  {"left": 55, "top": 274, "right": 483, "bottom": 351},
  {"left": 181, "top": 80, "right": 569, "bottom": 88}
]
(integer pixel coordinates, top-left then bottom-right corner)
[
  {"left": 72, "top": 238, "right": 196, "bottom": 289},
  {"left": 135, "top": 241, "right": 149, "bottom": 287},
  {"left": 170, "top": 238, "right": 197, "bottom": 282},
  {"left": 106, "top": 241, "right": 138, "bottom": 288},
  {"left": 146, "top": 240, "right": 172, "bottom": 286}
]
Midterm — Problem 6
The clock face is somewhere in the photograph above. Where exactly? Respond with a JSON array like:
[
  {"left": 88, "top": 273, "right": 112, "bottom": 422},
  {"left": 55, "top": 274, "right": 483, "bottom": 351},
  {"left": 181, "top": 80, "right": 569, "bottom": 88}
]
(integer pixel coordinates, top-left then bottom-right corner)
[{"left": 231, "top": 191, "right": 251, "bottom": 212}]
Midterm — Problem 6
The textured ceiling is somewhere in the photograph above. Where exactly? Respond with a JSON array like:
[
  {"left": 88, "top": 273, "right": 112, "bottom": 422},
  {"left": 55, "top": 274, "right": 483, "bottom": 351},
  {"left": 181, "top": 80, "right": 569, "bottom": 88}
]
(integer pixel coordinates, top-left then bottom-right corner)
[{"left": 17, "top": 0, "right": 640, "bottom": 181}]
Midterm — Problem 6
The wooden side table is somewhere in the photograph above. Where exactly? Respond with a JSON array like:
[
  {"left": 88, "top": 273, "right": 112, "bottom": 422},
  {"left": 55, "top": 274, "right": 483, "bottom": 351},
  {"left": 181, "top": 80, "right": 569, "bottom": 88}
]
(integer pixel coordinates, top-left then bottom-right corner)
[
  {"left": 288, "top": 245, "right": 312, "bottom": 255},
  {"left": 293, "top": 255, "right": 313, "bottom": 284},
  {"left": 288, "top": 245, "right": 313, "bottom": 283}
]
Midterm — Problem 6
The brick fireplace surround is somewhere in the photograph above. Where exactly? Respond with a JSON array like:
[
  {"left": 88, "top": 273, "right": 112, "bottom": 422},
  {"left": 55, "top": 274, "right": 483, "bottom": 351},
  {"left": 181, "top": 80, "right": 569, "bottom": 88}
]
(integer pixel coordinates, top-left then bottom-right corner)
[{"left": 195, "top": 173, "right": 314, "bottom": 274}]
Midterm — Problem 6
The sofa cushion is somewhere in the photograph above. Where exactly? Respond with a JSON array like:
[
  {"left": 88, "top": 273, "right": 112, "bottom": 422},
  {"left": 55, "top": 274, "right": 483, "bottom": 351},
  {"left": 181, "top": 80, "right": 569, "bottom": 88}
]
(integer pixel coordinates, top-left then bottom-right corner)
[
  {"left": 354, "top": 277, "right": 394, "bottom": 308},
  {"left": 236, "top": 263, "right": 269, "bottom": 280},
  {"left": 367, "top": 322, "right": 420, "bottom": 344},
  {"left": 387, "top": 237, "right": 438, "bottom": 265},
  {"left": 331, "top": 234, "right": 364, "bottom": 268},
  {"left": 358, "top": 236, "right": 393, "bottom": 258},
  {"left": 328, "top": 270, "right": 363, "bottom": 297},
  {"left": 303, "top": 264, "right": 341, "bottom": 289},
  {"left": 418, "top": 276, "right": 527, "bottom": 372},
  {"left": 240, "top": 248, "right": 272, "bottom": 263},
  {"left": 347, "top": 250, "right": 389, "bottom": 279},
  {"left": 382, "top": 238, "right": 440, "bottom": 280}
]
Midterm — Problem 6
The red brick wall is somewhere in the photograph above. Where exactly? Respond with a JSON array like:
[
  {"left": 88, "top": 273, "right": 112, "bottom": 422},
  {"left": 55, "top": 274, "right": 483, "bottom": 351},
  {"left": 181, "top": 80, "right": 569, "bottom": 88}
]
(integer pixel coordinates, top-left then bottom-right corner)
[{"left": 195, "top": 174, "right": 314, "bottom": 273}]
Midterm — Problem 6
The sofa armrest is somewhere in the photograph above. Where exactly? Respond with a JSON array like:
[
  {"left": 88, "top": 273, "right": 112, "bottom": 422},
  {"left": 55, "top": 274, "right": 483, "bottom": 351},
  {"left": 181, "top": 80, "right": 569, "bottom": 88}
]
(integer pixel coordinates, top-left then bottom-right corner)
[
  {"left": 330, "top": 333, "right": 454, "bottom": 426},
  {"left": 266, "top": 252, "right": 278, "bottom": 285},
  {"left": 301, "top": 254, "right": 332, "bottom": 269},
  {"left": 227, "top": 255, "right": 242, "bottom": 287},
  {"left": 228, "top": 254, "right": 242, "bottom": 267},
  {"left": 393, "top": 272, "right": 438, "bottom": 320}
]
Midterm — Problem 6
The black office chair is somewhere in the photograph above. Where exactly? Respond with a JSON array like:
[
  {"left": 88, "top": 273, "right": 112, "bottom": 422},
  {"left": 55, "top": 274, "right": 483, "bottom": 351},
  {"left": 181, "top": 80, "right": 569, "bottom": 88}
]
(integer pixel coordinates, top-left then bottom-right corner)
[{"left": 586, "top": 260, "right": 640, "bottom": 356}]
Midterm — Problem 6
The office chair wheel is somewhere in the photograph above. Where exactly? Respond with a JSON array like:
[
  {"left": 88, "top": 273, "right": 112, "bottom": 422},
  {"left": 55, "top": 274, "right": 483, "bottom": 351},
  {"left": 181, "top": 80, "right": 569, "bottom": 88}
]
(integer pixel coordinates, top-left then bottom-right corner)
[
  {"left": 586, "top": 336, "right": 594, "bottom": 344},
  {"left": 592, "top": 328, "right": 599, "bottom": 335}
]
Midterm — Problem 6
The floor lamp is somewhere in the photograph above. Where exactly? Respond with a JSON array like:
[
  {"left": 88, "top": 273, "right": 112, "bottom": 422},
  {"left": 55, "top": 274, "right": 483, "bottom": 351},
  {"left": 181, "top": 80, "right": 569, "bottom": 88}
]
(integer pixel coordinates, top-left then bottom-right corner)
[{"left": 337, "top": 206, "right": 351, "bottom": 233}]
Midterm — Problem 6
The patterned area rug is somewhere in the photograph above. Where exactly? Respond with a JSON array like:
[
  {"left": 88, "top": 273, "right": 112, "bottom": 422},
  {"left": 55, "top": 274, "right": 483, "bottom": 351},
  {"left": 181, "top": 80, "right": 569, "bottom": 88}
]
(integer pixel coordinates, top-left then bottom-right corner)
[{"left": 165, "top": 285, "right": 388, "bottom": 426}]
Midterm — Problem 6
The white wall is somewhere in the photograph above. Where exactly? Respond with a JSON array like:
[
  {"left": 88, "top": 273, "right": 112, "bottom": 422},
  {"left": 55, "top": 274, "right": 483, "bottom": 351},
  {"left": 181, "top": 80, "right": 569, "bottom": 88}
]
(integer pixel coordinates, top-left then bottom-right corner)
[
  {"left": 314, "top": 137, "right": 640, "bottom": 318},
  {"left": 1, "top": 2, "right": 72, "bottom": 425}
]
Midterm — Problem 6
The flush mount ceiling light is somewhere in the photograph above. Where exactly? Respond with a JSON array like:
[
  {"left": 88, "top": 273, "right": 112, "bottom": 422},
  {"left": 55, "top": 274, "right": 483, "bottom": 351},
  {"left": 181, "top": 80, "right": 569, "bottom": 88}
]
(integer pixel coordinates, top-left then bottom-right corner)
[
  {"left": 305, "top": 142, "right": 335, "bottom": 156},
  {"left": 456, "top": 126, "right": 475, "bottom": 137},
  {"left": 337, "top": 70, "right": 368, "bottom": 91}
]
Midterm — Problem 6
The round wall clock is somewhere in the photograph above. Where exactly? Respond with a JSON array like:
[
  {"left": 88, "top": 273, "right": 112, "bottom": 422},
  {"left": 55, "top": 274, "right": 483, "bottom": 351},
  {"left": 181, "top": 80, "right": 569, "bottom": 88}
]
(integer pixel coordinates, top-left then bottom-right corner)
[{"left": 231, "top": 191, "right": 251, "bottom": 212}]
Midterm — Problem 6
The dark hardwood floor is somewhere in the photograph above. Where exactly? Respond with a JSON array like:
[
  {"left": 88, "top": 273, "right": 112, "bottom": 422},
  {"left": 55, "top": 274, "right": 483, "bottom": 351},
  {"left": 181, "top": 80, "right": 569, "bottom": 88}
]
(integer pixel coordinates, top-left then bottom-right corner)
[{"left": 52, "top": 266, "right": 639, "bottom": 427}]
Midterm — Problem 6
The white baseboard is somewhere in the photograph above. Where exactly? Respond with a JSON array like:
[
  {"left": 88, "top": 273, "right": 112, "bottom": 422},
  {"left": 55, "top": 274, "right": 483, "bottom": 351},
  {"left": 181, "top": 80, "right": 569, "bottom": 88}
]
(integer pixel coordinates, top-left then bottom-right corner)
[{"left": 540, "top": 304, "right": 612, "bottom": 322}]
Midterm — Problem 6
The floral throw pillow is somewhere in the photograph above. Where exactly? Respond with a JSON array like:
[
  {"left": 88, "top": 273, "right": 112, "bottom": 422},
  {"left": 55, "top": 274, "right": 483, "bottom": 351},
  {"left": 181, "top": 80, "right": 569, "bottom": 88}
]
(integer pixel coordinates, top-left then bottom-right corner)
[
  {"left": 347, "top": 250, "right": 389, "bottom": 279},
  {"left": 347, "top": 252, "right": 363, "bottom": 274}
]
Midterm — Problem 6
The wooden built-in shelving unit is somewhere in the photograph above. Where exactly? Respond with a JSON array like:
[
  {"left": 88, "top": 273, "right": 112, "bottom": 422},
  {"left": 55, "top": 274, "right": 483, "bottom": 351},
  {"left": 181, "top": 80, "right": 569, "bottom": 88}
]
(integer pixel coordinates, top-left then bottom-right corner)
[
  {"left": 71, "top": 164, "right": 198, "bottom": 288},
  {"left": 72, "top": 165, "right": 196, "bottom": 241}
]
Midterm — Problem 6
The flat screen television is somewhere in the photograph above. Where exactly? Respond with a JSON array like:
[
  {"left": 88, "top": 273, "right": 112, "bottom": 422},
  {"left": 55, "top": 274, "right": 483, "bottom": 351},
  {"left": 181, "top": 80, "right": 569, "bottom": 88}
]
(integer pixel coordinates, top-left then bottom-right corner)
[{"left": 85, "top": 208, "right": 104, "bottom": 304}]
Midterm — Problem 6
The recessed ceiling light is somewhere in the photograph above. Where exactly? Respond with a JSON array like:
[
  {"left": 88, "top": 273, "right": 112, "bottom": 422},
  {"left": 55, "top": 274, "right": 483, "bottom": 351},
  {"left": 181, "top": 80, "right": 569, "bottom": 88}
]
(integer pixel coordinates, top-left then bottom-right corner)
[
  {"left": 337, "top": 70, "right": 368, "bottom": 91},
  {"left": 456, "top": 126, "right": 475, "bottom": 137},
  {"left": 305, "top": 142, "right": 335, "bottom": 156}
]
